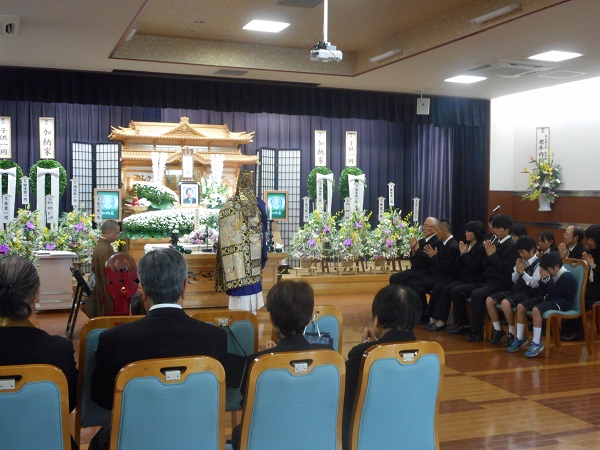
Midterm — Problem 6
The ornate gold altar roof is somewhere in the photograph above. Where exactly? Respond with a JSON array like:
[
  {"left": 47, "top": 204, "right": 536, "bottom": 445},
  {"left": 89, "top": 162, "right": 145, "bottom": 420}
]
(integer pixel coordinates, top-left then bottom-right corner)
[{"left": 108, "top": 116, "right": 255, "bottom": 148}]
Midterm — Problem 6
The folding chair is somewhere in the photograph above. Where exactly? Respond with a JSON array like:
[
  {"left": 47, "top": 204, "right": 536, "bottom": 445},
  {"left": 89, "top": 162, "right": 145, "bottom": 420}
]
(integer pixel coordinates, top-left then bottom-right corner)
[
  {"left": 109, "top": 356, "right": 225, "bottom": 450},
  {"left": 531, "top": 258, "right": 590, "bottom": 357},
  {"left": 349, "top": 341, "right": 444, "bottom": 450},
  {"left": 191, "top": 309, "right": 258, "bottom": 424},
  {"left": 236, "top": 349, "right": 345, "bottom": 450},
  {"left": 0, "top": 364, "right": 71, "bottom": 450},
  {"left": 74, "top": 316, "right": 144, "bottom": 446},
  {"left": 65, "top": 266, "right": 92, "bottom": 339}
]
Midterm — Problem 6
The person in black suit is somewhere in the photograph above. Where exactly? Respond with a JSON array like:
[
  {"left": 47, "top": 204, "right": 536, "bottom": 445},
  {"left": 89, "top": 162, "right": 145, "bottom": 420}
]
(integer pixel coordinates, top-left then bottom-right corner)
[
  {"left": 342, "top": 285, "right": 421, "bottom": 450},
  {"left": 0, "top": 255, "right": 79, "bottom": 447},
  {"left": 89, "top": 248, "right": 228, "bottom": 450},
  {"left": 561, "top": 224, "right": 600, "bottom": 341},
  {"left": 429, "top": 221, "right": 488, "bottom": 332},
  {"left": 231, "top": 280, "right": 331, "bottom": 450},
  {"left": 411, "top": 218, "right": 460, "bottom": 327},
  {"left": 559, "top": 224, "right": 587, "bottom": 260},
  {"left": 389, "top": 216, "right": 440, "bottom": 286},
  {"left": 450, "top": 214, "right": 519, "bottom": 342}
]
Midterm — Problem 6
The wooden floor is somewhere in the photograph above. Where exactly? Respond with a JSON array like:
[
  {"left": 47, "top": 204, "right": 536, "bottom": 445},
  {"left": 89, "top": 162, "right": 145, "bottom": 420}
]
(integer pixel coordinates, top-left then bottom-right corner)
[{"left": 32, "top": 292, "right": 600, "bottom": 449}]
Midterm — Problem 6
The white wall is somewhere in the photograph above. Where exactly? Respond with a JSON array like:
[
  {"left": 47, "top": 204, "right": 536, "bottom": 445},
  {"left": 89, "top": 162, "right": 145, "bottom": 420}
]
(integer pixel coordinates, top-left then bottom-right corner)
[{"left": 490, "top": 76, "right": 600, "bottom": 192}]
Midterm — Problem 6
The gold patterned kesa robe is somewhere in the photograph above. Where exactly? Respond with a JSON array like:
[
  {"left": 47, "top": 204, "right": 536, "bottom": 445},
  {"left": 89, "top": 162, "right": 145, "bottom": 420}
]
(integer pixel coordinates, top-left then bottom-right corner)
[
  {"left": 82, "top": 238, "right": 115, "bottom": 318},
  {"left": 215, "top": 198, "right": 264, "bottom": 292}
]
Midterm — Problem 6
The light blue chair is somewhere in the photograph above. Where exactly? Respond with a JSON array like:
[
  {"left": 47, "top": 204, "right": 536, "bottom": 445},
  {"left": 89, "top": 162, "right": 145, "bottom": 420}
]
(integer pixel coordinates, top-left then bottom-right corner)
[
  {"left": 309, "top": 305, "right": 344, "bottom": 353},
  {"left": 527, "top": 258, "right": 590, "bottom": 356},
  {"left": 75, "top": 316, "right": 143, "bottom": 445},
  {"left": 0, "top": 364, "right": 71, "bottom": 450},
  {"left": 237, "top": 349, "right": 345, "bottom": 450},
  {"left": 191, "top": 310, "right": 258, "bottom": 420},
  {"left": 109, "top": 356, "right": 226, "bottom": 450},
  {"left": 349, "top": 341, "right": 444, "bottom": 450}
]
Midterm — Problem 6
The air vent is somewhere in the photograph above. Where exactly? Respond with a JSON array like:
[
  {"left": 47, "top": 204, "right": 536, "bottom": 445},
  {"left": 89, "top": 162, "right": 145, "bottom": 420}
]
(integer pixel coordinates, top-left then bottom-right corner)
[
  {"left": 0, "top": 15, "right": 20, "bottom": 36},
  {"left": 468, "top": 60, "right": 556, "bottom": 78},
  {"left": 538, "top": 70, "right": 586, "bottom": 80},
  {"left": 214, "top": 69, "right": 248, "bottom": 77}
]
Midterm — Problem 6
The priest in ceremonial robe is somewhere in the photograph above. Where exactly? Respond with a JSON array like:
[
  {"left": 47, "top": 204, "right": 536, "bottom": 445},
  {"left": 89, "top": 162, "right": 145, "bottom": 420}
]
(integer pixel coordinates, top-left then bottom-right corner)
[{"left": 215, "top": 170, "right": 268, "bottom": 312}]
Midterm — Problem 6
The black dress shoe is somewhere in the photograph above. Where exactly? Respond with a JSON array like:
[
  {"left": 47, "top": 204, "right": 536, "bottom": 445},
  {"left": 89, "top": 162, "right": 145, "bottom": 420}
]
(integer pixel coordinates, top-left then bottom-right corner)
[
  {"left": 560, "top": 333, "right": 583, "bottom": 342},
  {"left": 426, "top": 323, "right": 446, "bottom": 332},
  {"left": 490, "top": 329, "right": 506, "bottom": 345},
  {"left": 467, "top": 332, "right": 484, "bottom": 342},
  {"left": 447, "top": 325, "right": 470, "bottom": 335}
]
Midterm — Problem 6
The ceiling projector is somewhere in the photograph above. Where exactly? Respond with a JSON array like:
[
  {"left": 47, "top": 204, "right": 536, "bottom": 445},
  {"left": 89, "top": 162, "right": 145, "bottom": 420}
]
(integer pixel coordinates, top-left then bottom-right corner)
[{"left": 310, "top": 41, "right": 342, "bottom": 62}]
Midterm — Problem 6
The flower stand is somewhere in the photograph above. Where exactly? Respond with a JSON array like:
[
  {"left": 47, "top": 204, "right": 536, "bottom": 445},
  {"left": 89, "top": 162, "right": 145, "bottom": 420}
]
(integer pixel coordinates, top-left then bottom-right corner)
[
  {"left": 370, "top": 258, "right": 390, "bottom": 274},
  {"left": 294, "top": 258, "right": 317, "bottom": 277},
  {"left": 337, "top": 258, "right": 357, "bottom": 276}
]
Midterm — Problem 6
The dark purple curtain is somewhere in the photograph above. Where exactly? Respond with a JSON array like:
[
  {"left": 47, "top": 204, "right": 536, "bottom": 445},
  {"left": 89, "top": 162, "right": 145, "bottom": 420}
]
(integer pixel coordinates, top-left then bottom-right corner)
[{"left": 0, "top": 67, "right": 488, "bottom": 228}]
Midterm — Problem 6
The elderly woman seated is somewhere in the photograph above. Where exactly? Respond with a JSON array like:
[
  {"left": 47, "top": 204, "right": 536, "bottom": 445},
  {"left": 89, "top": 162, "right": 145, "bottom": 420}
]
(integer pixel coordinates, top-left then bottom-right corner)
[{"left": 0, "top": 255, "right": 78, "bottom": 411}]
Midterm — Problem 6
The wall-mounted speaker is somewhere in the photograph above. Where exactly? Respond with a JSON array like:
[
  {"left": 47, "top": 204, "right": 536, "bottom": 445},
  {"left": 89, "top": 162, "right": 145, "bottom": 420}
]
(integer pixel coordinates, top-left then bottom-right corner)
[{"left": 417, "top": 97, "right": 430, "bottom": 115}]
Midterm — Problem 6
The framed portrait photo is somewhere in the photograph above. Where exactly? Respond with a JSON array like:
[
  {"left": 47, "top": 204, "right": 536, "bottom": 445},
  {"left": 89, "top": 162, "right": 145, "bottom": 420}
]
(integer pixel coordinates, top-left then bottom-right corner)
[
  {"left": 94, "top": 188, "right": 122, "bottom": 221},
  {"left": 180, "top": 182, "right": 199, "bottom": 207},
  {"left": 264, "top": 190, "right": 288, "bottom": 222}
]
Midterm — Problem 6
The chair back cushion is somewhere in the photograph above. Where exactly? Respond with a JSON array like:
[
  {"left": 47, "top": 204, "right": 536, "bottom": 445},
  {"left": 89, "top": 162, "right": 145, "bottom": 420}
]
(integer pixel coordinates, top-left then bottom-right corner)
[
  {"left": 564, "top": 262, "right": 584, "bottom": 314},
  {"left": 116, "top": 372, "right": 221, "bottom": 449},
  {"left": 80, "top": 328, "right": 112, "bottom": 427},
  {"left": 358, "top": 354, "right": 440, "bottom": 449},
  {"left": 313, "top": 315, "right": 340, "bottom": 351},
  {"left": 247, "top": 363, "right": 341, "bottom": 450},
  {"left": 227, "top": 320, "right": 255, "bottom": 356}
]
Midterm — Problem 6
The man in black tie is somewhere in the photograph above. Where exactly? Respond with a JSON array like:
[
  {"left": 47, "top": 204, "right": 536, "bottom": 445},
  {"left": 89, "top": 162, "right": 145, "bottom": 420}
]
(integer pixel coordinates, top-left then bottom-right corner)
[{"left": 389, "top": 216, "right": 439, "bottom": 287}]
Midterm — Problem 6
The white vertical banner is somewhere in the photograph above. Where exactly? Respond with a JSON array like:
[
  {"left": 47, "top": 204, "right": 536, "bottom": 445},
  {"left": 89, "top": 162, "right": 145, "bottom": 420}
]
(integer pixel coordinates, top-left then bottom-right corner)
[
  {"left": 2, "top": 195, "right": 10, "bottom": 229},
  {"left": 0, "top": 117, "right": 12, "bottom": 158},
  {"left": 39, "top": 117, "right": 55, "bottom": 159},
  {"left": 95, "top": 195, "right": 103, "bottom": 225},
  {"left": 388, "top": 182, "right": 395, "bottom": 207},
  {"left": 45, "top": 195, "right": 56, "bottom": 228},
  {"left": 536, "top": 127, "right": 550, "bottom": 162},
  {"left": 316, "top": 173, "right": 334, "bottom": 214},
  {"left": 21, "top": 176, "right": 30, "bottom": 205},
  {"left": 378, "top": 197, "right": 385, "bottom": 222},
  {"left": 412, "top": 197, "right": 421, "bottom": 224},
  {"left": 303, "top": 196, "right": 310, "bottom": 222},
  {"left": 343, "top": 197, "right": 351, "bottom": 220},
  {"left": 314, "top": 130, "right": 327, "bottom": 167},
  {"left": 348, "top": 174, "right": 365, "bottom": 212},
  {"left": 71, "top": 178, "right": 79, "bottom": 211},
  {"left": 345, "top": 131, "right": 357, "bottom": 167},
  {"left": 194, "top": 207, "right": 200, "bottom": 230},
  {"left": 316, "top": 180, "right": 324, "bottom": 212},
  {"left": 0, "top": 167, "right": 16, "bottom": 221}
]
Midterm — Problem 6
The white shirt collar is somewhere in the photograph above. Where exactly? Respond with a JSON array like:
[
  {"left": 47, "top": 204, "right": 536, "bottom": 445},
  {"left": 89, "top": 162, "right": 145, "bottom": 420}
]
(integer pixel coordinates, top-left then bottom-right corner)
[
  {"left": 526, "top": 254, "right": 538, "bottom": 266},
  {"left": 424, "top": 235, "right": 435, "bottom": 242},
  {"left": 554, "top": 265, "right": 568, "bottom": 281},
  {"left": 498, "top": 235, "right": 512, "bottom": 244},
  {"left": 443, "top": 235, "right": 454, "bottom": 245},
  {"left": 149, "top": 303, "right": 183, "bottom": 311}
]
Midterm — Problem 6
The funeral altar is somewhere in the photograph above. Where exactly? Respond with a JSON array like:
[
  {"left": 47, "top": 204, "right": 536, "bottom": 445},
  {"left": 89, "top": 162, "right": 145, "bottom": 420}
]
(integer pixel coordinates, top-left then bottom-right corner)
[{"left": 112, "top": 117, "right": 285, "bottom": 308}]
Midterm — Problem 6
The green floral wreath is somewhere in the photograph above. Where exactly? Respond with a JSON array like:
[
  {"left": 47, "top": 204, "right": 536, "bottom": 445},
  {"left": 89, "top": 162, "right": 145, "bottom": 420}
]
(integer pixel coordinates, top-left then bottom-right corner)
[
  {"left": 29, "top": 160, "right": 67, "bottom": 197},
  {"left": 338, "top": 166, "right": 367, "bottom": 199},
  {"left": 0, "top": 160, "right": 23, "bottom": 195},
  {"left": 308, "top": 167, "right": 335, "bottom": 200}
]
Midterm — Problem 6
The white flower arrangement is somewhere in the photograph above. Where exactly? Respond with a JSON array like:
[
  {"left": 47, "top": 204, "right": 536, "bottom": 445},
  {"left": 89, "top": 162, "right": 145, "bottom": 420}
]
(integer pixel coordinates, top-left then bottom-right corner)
[
  {"left": 122, "top": 209, "right": 195, "bottom": 239},
  {"left": 133, "top": 182, "right": 179, "bottom": 210},
  {"left": 200, "top": 176, "right": 230, "bottom": 209}
]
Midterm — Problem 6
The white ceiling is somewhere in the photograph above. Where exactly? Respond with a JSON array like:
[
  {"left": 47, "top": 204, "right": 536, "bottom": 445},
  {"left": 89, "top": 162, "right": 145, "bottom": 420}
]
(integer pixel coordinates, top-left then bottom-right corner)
[{"left": 0, "top": 0, "right": 597, "bottom": 100}]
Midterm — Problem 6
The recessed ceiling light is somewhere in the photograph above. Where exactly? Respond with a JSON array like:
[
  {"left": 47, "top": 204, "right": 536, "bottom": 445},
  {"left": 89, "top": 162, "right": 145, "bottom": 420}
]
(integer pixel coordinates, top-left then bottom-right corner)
[
  {"left": 183, "top": 29, "right": 196, "bottom": 33},
  {"left": 444, "top": 75, "right": 487, "bottom": 84},
  {"left": 243, "top": 20, "right": 290, "bottom": 33},
  {"left": 528, "top": 51, "right": 582, "bottom": 62},
  {"left": 193, "top": 19, "right": 206, "bottom": 24}
]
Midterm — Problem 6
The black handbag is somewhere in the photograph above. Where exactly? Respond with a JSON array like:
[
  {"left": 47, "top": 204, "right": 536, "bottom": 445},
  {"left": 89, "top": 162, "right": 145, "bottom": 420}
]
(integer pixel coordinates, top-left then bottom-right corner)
[{"left": 304, "top": 321, "right": 334, "bottom": 349}]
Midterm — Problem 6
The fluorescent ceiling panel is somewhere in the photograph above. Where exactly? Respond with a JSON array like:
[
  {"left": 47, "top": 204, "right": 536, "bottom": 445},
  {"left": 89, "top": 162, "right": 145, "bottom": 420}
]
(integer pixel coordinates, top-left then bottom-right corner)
[
  {"left": 444, "top": 75, "right": 487, "bottom": 84},
  {"left": 528, "top": 51, "right": 582, "bottom": 62},
  {"left": 243, "top": 20, "right": 290, "bottom": 33}
]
